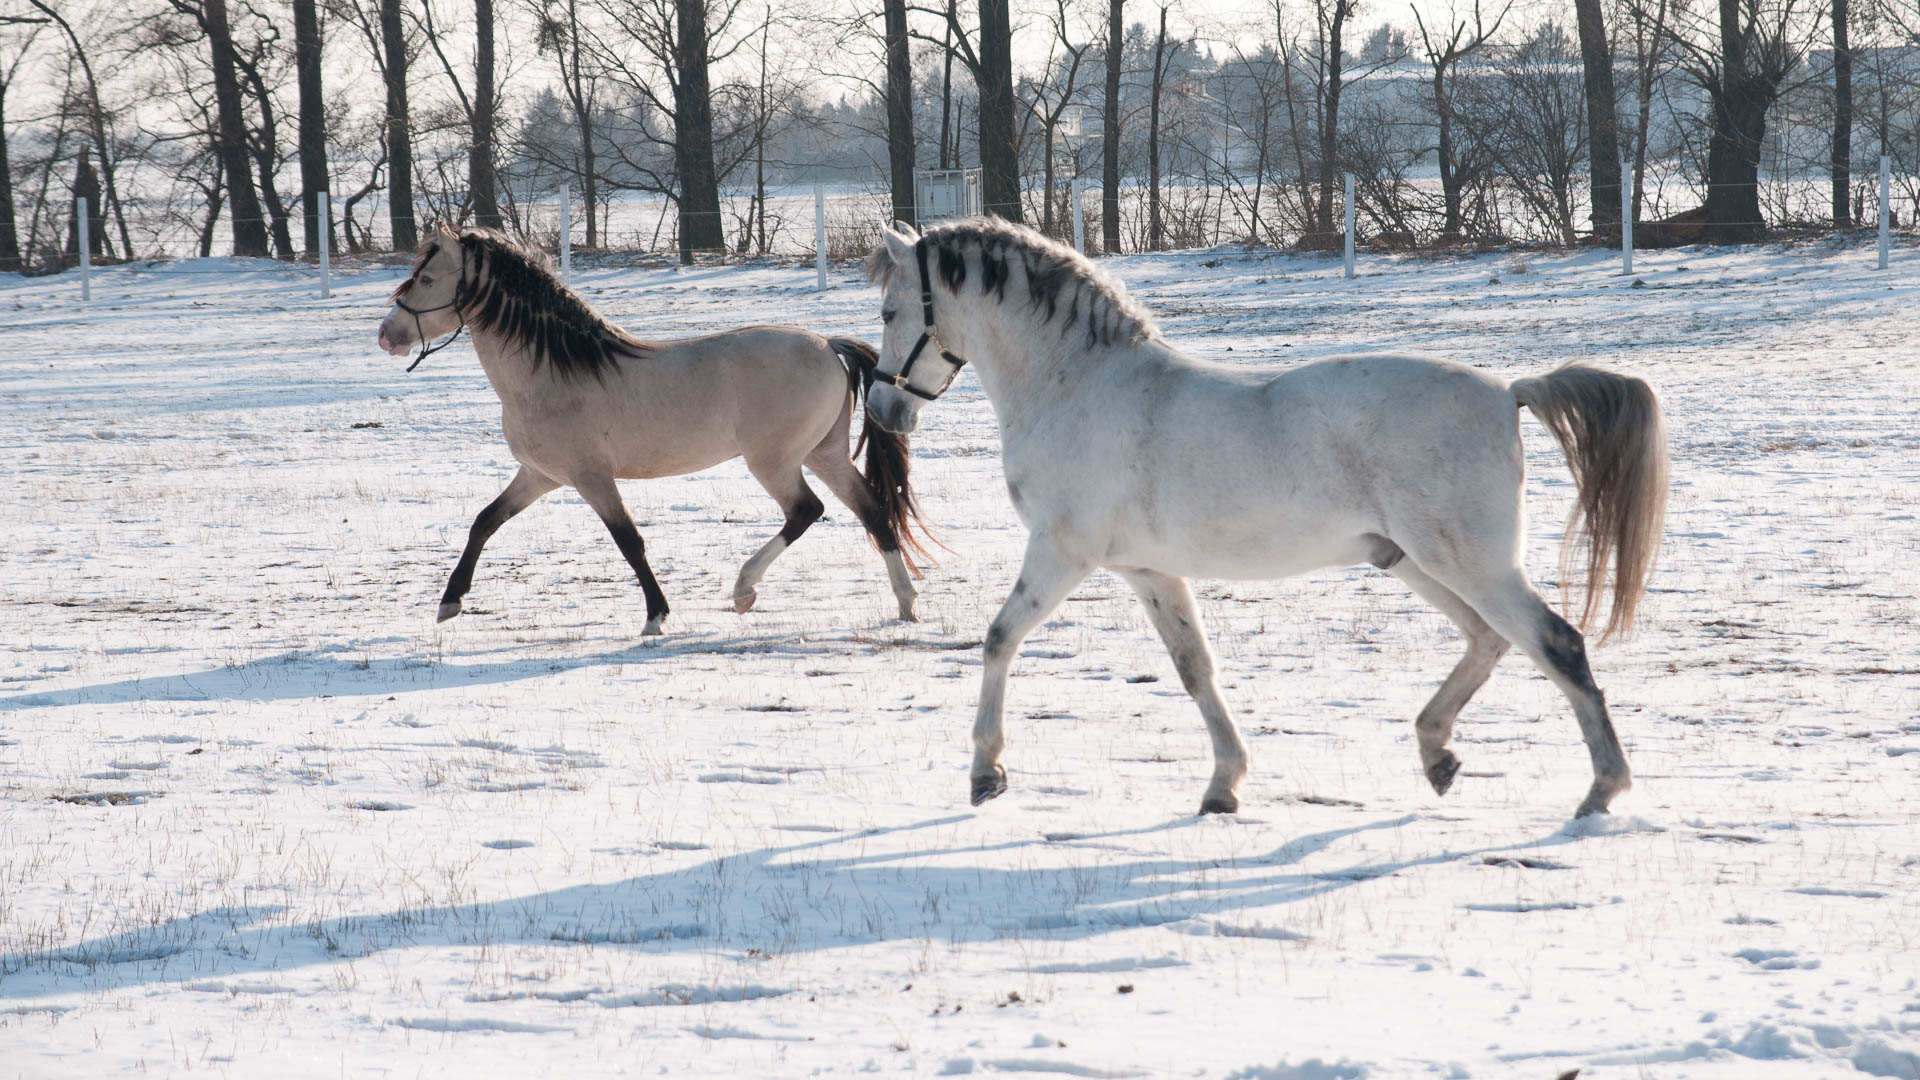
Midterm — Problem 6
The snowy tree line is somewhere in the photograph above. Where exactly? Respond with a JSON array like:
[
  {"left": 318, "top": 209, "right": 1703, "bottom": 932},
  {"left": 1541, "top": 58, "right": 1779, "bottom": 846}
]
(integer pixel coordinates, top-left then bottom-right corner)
[{"left": 2, "top": 0, "right": 1918, "bottom": 268}]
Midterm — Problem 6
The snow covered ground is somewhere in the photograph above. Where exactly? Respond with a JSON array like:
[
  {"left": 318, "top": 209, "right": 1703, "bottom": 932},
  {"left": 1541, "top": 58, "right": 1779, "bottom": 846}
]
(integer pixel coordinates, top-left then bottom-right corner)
[{"left": 1, "top": 236, "right": 1917, "bottom": 1079}]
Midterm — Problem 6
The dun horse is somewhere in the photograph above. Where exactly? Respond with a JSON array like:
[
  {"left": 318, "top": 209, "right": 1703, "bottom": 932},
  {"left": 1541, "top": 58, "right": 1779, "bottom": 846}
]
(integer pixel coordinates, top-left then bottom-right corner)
[
  {"left": 864, "top": 218, "right": 1668, "bottom": 818},
  {"left": 376, "top": 224, "right": 927, "bottom": 634}
]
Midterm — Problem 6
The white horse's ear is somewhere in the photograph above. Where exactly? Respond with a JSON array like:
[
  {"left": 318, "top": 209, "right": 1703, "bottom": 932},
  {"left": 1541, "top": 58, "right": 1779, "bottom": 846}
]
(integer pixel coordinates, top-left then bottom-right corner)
[
  {"left": 891, "top": 219, "right": 920, "bottom": 239},
  {"left": 882, "top": 226, "right": 916, "bottom": 266}
]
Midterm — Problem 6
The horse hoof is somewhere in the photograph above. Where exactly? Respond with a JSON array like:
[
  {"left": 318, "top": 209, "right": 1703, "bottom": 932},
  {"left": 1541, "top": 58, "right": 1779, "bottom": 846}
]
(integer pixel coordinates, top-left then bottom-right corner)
[
  {"left": 1573, "top": 795, "right": 1613, "bottom": 819},
  {"left": 436, "top": 601, "right": 462, "bottom": 623},
  {"left": 897, "top": 606, "right": 919, "bottom": 623},
  {"left": 1198, "top": 793, "right": 1239, "bottom": 815},
  {"left": 970, "top": 766, "right": 1008, "bottom": 806},
  {"left": 1426, "top": 752, "right": 1461, "bottom": 796},
  {"left": 642, "top": 616, "right": 666, "bottom": 636},
  {"left": 733, "top": 591, "right": 756, "bottom": 614}
]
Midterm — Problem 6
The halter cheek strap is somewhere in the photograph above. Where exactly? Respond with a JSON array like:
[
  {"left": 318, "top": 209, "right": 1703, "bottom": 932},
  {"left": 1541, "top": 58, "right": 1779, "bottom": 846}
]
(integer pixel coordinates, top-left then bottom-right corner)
[
  {"left": 394, "top": 250, "right": 472, "bottom": 372},
  {"left": 872, "top": 239, "right": 967, "bottom": 402}
]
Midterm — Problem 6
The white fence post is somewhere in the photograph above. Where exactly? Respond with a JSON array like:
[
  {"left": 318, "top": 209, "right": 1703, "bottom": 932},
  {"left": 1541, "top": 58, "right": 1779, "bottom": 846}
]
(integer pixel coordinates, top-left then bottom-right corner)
[
  {"left": 1342, "top": 174, "right": 1356, "bottom": 280},
  {"left": 318, "top": 190, "right": 332, "bottom": 299},
  {"left": 559, "top": 183, "right": 572, "bottom": 284},
  {"left": 1621, "top": 160, "right": 1634, "bottom": 277},
  {"left": 815, "top": 183, "right": 827, "bottom": 291},
  {"left": 1878, "top": 155, "right": 1891, "bottom": 271},
  {"left": 1072, "top": 180, "right": 1085, "bottom": 255},
  {"left": 76, "top": 195, "right": 90, "bottom": 297}
]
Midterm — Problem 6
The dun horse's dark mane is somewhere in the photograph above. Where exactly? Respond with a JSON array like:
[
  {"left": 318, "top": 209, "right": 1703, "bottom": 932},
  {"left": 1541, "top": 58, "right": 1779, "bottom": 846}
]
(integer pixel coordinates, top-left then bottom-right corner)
[
  {"left": 866, "top": 217, "right": 1159, "bottom": 350},
  {"left": 402, "top": 228, "right": 649, "bottom": 381}
]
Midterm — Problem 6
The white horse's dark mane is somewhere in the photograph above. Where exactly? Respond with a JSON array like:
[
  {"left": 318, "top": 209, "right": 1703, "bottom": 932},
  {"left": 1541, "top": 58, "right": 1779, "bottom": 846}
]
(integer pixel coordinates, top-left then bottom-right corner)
[{"left": 868, "top": 217, "right": 1160, "bottom": 350}]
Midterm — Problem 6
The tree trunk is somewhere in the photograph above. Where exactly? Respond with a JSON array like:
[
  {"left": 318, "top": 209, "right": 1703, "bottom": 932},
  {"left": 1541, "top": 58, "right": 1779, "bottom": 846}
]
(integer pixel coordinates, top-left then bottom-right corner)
[
  {"left": 206, "top": 0, "right": 271, "bottom": 256},
  {"left": 234, "top": 47, "right": 297, "bottom": 259},
  {"left": 472, "top": 0, "right": 501, "bottom": 228},
  {"left": 1315, "top": 0, "right": 1350, "bottom": 235},
  {"left": 674, "top": 0, "right": 725, "bottom": 258},
  {"left": 939, "top": 7, "right": 954, "bottom": 170},
  {"left": 1573, "top": 0, "right": 1622, "bottom": 240},
  {"left": 380, "top": 0, "right": 415, "bottom": 250},
  {"left": 199, "top": 156, "right": 224, "bottom": 257},
  {"left": 1102, "top": 0, "right": 1123, "bottom": 253},
  {"left": 1830, "top": 0, "right": 1851, "bottom": 227},
  {"left": 885, "top": 0, "right": 916, "bottom": 227},
  {"left": 65, "top": 151, "right": 105, "bottom": 257},
  {"left": 1435, "top": 67, "right": 1462, "bottom": 237},
  {"left": 294, "top": 0, "right": 330, "bottom": 255},
  {"left": 1705, "top": 0, "right": 1765, "bottom": 243},
  {"left": 0, "top": 73, "right": 20, "bottom": 271},
  {"left": 976, "top": 0, "right": 1021, "bottom": 221},
  {"left": 1147, "top": 6, "right": 1171, "bottom": 251}
]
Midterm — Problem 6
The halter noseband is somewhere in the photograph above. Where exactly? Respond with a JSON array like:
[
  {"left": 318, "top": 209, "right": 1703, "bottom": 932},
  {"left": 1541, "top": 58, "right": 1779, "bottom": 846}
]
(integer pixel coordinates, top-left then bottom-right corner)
[
  {"left": 393, "top": 243, "right": 472, "bottom": 373},
  {"left": 872, "top": 239, "right": 966, "bottom": 401}
]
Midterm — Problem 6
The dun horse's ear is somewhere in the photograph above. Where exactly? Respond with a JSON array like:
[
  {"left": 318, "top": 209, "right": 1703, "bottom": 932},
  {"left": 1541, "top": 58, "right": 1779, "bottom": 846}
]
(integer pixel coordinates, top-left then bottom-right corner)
[{"left": 882, "top": 226, "right": 915, "bottom": 267}]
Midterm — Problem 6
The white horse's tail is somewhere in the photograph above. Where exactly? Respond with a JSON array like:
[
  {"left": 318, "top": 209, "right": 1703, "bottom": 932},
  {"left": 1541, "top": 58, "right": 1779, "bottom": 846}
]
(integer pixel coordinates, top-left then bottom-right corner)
[{"left": 1512, "top": 364, "right": 1670, "bottom": 643}]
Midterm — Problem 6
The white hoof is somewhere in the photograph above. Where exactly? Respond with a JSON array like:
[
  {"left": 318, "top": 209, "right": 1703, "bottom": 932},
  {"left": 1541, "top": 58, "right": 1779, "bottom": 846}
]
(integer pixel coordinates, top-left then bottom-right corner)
[
  {"left": 642, "top": 616, "right": 665, "bottom": 636},
  {"left": 436, "top": 600, "right": 462, "bottom": 623},
  {"left": 732, "top": 590, "right": 756, "bottom": 614}
]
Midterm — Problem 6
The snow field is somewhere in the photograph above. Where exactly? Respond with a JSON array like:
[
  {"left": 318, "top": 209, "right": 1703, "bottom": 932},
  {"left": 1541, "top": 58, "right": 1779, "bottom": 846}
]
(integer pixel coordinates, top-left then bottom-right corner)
[{"left": 0, "top": 237, "right": 1917, "bottom": 1077}]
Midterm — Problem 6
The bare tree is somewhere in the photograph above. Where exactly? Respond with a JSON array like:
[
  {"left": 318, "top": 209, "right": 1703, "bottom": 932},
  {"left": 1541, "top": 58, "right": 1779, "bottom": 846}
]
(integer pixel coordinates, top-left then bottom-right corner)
[
  {"left": 1574, "top": 0, "right": 1624, "bottom": 238},
  {"left": 1019, "top": 0, "right": 1091, "bottom": 237},
  {"left": 0, "top": 16, "right": 47, "bottom": 271},
  {"left": 1101, "top": 0, "right": 1122, "bottom": 251},
  {"left": 196, "top": 0, "right": 272, "bottom": 255},
  {"left": 886, "top": 0, "right": 916, "bottom": 226},
  {"left": 474, "top": 0, "right": 502, "bottom": 226},
  {"left": 1830, "top": 0, "right": 1851, "bottom": 225},
  {"left": 292, "top": 0, "right": 330, "bottom": 253},
  {"left": 1312, "top": 0, "right": 1358, "bottom": 235},
  {"left": 1671, "top": 0, "right": 1807, "bottom": 242},
  {"left": 1412, "top": 0, "right": 1506, "bottom": 239},
  {"left": 535, "top": 0, "right": 600, "bottom": 246},
  {"left": 27, "top": 0, "right": 134, "bottom": 258},
  {"left": 1145, "top": 3, "right": 1179, "bottom": 250},
  {"left": 979, "top": 0, "right": 1021, "bottom": 219},
  {"left": 380, "top": 0, "right": 416, "bottom": 250}
]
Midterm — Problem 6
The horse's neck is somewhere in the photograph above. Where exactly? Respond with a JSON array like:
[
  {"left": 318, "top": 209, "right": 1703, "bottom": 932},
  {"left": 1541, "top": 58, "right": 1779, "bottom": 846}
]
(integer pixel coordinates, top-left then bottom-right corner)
[
  {"left": 964, "top": 302, "right": 1142, "bottom": 439},
  {"left": 469, "top": 329, "right": 542, "bottom": 410}
]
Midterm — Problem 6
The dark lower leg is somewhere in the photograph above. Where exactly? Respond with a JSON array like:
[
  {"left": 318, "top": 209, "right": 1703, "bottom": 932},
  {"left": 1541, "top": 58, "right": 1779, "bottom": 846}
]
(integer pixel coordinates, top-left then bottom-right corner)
[{"left": 439, "top": 466, "right": 558, "bottom": 621}]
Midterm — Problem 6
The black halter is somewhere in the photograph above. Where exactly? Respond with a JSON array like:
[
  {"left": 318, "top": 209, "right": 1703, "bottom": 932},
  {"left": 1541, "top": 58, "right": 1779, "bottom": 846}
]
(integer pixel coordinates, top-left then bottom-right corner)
[
  {"left": 872, "top": 239, "right": 967, "bottom": 401},
  {"left": 394, "top": 248, "right": 471, "bottom": 373}
]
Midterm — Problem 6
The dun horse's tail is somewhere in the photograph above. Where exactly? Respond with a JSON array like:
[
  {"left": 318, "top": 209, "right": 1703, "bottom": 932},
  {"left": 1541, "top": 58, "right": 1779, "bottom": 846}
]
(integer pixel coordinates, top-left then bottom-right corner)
[
  {"left": 1512, "top": 363, "right": 1670, "bottom": 643},
  {"left": 830, "top": 337, "right": 934, "bottom": 576}
]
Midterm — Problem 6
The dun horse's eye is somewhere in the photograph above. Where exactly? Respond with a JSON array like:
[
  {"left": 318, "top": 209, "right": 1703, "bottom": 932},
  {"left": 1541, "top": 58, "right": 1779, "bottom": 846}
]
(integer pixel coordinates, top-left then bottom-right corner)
[{"left": 420, "top": 275, "right": 434, "bottom": 286}]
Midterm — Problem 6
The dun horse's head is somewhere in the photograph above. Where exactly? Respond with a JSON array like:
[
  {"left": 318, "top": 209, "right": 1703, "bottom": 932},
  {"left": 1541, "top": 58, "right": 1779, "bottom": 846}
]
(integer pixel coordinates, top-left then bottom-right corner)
[
  {"left": 378, "top": 222, "right": 468, "bottom": 360},
  {"left": 864, "top": 221, "right": 968, "bottom": 436}
]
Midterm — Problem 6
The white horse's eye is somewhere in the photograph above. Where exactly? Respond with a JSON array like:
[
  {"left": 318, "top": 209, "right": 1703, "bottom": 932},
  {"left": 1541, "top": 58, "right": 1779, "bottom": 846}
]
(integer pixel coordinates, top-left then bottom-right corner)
[{"left": 881, "top": 309, "right": 895, "bottom": 323}]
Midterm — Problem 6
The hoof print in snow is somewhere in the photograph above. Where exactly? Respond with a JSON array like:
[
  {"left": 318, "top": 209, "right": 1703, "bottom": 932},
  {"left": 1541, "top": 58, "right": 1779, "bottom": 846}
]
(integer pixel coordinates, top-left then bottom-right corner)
[{"left": 347, "top": 800, "right": 412, "bottom": 812}]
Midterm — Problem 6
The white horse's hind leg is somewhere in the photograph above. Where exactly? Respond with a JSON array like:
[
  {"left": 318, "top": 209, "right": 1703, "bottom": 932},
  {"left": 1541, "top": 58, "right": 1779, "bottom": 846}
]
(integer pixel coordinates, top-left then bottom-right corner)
[
  {"left": 1427, "top": 565, "right": 1631, "bottom": 817},
  {"left": 1387, "top": 560, "right": 1510, "bottom": 796},
  {"left": 971, "top": 535, "right": 1091, "bottom": 806},
  {"left": 1118, "top": 569, "right": 1249, "bottom": 815}
]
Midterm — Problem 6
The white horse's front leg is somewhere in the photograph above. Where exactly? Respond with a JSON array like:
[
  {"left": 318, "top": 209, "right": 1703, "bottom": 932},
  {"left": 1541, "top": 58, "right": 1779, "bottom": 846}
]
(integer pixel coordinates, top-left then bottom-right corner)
[
  {"left": 971, "top": 535, "right": 1091, "bottom": 806},
  {"left": 1118, "top": 569, "right": 1249, "bottom": 815}
]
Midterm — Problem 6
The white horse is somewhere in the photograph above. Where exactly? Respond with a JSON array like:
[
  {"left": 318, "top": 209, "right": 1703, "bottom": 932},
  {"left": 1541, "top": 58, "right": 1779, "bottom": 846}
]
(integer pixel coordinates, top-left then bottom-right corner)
[
  {"left": 863, "top": 218, "right": 1668, "bottom": 818},
  {"left": 376, "top": 224, "right": 928, "bottom": 634}
]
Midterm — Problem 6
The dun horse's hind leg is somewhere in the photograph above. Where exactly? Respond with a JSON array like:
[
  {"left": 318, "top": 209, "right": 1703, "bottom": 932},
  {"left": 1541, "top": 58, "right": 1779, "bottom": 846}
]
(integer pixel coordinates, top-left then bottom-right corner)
[
  {"left": 1387, "top": 559, "right": 1510, "bottom": 796},
  {"left": 573, "top": 475, "right": 672, "bottom": 635},
  {"left": 1423, "top": 561, "right": 1631, "bottom": 817},
  {"left": 805, "top": 445, "right": 918, "bottom": 621},
  {"left": 439, "top": 465, "right": 562, "bottom": 622},
  {"left": 1117, "top": 569, "right": 1250, "bottom": 815},
  {"left": 971, "top": 535, "right": 1092, "bottom": 806},
  {"left": 731, "top": 459, "right": 824, "bottom": 614}
]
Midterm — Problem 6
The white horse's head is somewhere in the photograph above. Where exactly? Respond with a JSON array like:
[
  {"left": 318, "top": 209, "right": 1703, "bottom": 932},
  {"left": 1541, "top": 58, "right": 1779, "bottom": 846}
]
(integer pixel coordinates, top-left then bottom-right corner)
[
  {"left": 864, "top": 221, "right": 967, "bottom": 435},
  {"left": 378, "top": 222, "right": 469, "bottom": 359}
]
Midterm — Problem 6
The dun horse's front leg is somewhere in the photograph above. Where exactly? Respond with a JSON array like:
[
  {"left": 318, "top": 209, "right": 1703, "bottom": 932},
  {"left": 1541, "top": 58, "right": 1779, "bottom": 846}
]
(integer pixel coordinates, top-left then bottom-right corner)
[
  {"left": 971, "top": 536, "right": 1091, "bottom": 806},
  {"left": 1117, "top": 569, "right": 1249, "bottom": 815},
  {"left": 438, "top": 465, "right": 561, "bottom": 622},
  {"left": 574, "top": 475, "right": 672, "bottom": 635}
]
